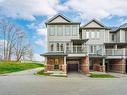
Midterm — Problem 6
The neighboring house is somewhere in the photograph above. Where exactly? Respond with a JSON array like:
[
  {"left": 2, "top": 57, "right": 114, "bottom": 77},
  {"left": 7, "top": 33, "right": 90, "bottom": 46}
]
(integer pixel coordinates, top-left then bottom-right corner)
[{"left": 41, "top": 14, "right": 127, "bottom": 75}]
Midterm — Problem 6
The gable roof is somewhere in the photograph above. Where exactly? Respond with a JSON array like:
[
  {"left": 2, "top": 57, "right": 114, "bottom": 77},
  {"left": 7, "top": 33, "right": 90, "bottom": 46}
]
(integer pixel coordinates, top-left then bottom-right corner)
[
  {"left": 81, "top": 19, "right": 109, "bottom": 29},
  {"left": 45, "top": 13, "right": 80, "bottom": 25},
  {"left": 45, "top": 13, "right": 72, "bottom": 24},
  {"left": 110, "top": 27, "right": 119, "bottom": 32},
  {"left": 110, "top": 23, "right": 127, "bottom": 32},
  {"left": 119, "top": 23, "right": 127, "bottom": 29}
]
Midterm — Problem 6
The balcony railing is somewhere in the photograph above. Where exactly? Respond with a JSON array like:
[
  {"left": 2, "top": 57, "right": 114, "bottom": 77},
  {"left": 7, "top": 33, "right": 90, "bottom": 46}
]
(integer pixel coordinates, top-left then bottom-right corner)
[
  {"left": 88, "top": 49, "right": 103, "bottom": 55},
  {"left": 66, "top": 46, "right": 87, "bottom": 54},
  {"left": 88, "top": 49, "right": 127, "bottom": 56},
  {"left": 105, "top": 49, "right": 125, "bottom": 56}
]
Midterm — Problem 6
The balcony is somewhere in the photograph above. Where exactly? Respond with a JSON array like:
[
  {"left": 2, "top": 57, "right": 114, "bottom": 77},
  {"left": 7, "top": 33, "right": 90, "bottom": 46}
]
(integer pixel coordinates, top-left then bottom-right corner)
[
  {"left": 65, "top": 45, "right": 87, "bottom": 57},
  {"left": 66, "top": 45, "right": 87, "bottom": 54},
  {"left": 88, "top": 49, "right": 127, "bottom": 57},
  {"left": 105, "top": 49, "right": 125, "bottom": 56}
]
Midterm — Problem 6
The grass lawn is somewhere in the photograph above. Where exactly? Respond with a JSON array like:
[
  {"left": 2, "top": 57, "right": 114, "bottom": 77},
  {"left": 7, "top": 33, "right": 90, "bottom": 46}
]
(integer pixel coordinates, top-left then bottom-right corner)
[
  {"left": 0, "top": 61, "right": 43, "bottom": 74},
  {"left": 89, "top": 73, "right": 115, "bottom": 78}
]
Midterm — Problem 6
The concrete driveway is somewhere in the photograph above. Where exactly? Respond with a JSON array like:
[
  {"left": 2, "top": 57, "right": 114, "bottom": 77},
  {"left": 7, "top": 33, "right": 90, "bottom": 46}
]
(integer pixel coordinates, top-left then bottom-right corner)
[{"left": 0, "top": 68, "right": 127, "bottom": 95}]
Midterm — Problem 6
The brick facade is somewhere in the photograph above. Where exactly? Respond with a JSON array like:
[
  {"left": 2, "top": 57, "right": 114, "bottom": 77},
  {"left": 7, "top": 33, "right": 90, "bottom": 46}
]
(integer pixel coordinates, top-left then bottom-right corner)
[
  {"left": 45, "top": 56, "right": 66, "bottom": 72},
  {"left": 81, "top": 56, "right": 89, "bottom": 74}
]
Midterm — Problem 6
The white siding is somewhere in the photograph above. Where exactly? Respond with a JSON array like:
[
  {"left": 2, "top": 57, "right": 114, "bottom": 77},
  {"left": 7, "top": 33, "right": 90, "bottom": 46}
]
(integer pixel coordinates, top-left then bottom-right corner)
[
  {"left": 120, "top": 30, "right": 125, "bottom": 42},
  {"left": 50, "top": 16, "right": 69, "bottom": 23},
  {"left": 47, "top": 24, "right": 79, "bottom": 52},
  {"left": 85, "top": 21, "right": 103, "bottom": 28}
]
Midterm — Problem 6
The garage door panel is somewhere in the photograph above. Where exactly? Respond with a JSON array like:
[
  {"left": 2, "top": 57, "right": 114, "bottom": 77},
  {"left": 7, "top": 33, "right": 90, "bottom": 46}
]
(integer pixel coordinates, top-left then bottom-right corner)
[{"left": 67, "top": 64, "right": 78, "bottom": 72}]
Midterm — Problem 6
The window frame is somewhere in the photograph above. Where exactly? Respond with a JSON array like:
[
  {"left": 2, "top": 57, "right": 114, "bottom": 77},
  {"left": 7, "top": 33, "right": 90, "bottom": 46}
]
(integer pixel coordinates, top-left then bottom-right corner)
[
  {"left": 65, "top": 25, "right": 70, "bottom": 36},
  {"left": 57, "top": 25, "right": 63, "bottom": 36},
  {"left": 49, "top": 25, "right": 55, "bottom": 36},
  {"left": 72, "top": 25, "right": 77, "bottom": 36}
]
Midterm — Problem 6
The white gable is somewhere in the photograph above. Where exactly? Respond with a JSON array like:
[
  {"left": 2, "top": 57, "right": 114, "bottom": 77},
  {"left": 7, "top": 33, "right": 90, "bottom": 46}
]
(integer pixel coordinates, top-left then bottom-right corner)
[
  {"left": 50, "top": 16, "right": 69, "bottom": 23},
  {"left": 84, "top": 21, "right": 103, "bottom": 28}
]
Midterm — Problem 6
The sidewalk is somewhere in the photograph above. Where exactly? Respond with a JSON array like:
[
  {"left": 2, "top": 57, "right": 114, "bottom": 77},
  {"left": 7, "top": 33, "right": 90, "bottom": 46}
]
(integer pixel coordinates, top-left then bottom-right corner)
[{"left": 107, "top": 72, "right": 127, "bottom": 78}]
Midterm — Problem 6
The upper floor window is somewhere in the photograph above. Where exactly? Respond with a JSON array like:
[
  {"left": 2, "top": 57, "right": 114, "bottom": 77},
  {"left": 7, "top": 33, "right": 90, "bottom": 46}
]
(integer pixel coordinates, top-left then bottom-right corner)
[
  {"left": 49, "top": 26, "right": 55, "bottom": 36},
  {"left": 50, "top": 44, "right": 54, "bottom": 51},
  {"left": 65, "top": 25, "right": 70, "bottom": 36},
  {"left": 57, "top": 43, "right": 59, "bottom": 51},
  {"left": 90, "top": 46, "right": 94, "bottom": 53},
  {"left": 72, "top": 25, "right": 77, "bottom": 36},
  {"left": 91, "top": 32, "right": 95, "bottom": 38},
  {"left": 96, "top": 32, "right": 100, "bottom": 38},
  {"left": 66, "top": 43, "right": 70, "bottom": 52},
  {"left": 57, "top": 25, "right": 63, "bottom": 36},
  {"left": 86, "top": 32, "right": 89, "bottom": 38},
  {"left": 60, "top": 44, "right": 64, "bottom": 51},
  {"left": 112, "top": 34, "right": 115, "bottom": 41}
]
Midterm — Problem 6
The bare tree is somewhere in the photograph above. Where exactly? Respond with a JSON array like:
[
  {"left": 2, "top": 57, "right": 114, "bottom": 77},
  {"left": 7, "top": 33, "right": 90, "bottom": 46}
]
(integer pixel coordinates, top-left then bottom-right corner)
[
  {"left": 15, "top": 31, "right": 28, "bottom": 61},
  {"left": 0, "top": 19, "right": 17, "bottom": 60},
  {"left": 0, "top": 19, "right": 33, "bottom": 61}
]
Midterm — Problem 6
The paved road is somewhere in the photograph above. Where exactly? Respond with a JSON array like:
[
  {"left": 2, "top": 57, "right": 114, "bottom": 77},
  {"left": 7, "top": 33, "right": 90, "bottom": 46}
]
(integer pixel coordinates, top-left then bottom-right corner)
[{"left": 0, "top": 69, "right": 127, "bottom": 95}]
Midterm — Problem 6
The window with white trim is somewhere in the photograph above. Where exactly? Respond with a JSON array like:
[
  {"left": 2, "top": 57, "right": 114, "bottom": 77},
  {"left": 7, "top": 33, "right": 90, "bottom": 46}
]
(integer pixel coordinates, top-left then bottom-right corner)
[
  {"left": 86, "top": 32, "right": 89, "bottom": 38},
  {"left": 57, "top": 25, "right": 63, "bottom": 36},
  {"left": 96, "top": 32, "right": 100, "bottom": 38},
  {"left": 49, "top": 26, "right": 55, "bottom": 36},
  {"left": 72, "top": 25, "right": 77, "bottom": 36},
  {"left": 91, "top": 32, "right": 95, "bottom": 38},
  {"left": 112, "top": 34, "right": 115, "bottom": 41},
  {"left": 57, "top": 43, "right": 59, "bottom": 51},
  {"left": 60, "top": 44, "right": 64, "bottom": 51},
  {"left": 50, "top": 44, "right": 54, "bottom": 51},
  {"left": 65, "top": 25, "right": 70, "bottom": 36}
]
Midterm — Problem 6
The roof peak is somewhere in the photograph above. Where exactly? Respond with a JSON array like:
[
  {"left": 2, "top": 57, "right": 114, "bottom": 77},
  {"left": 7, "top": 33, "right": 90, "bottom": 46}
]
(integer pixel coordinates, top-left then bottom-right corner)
[
  {"left": 81, "top": 18, "right": 108, "bottom": 28},
  {"left": 45, "top": 13, "right": 72, "bottom": 24}
]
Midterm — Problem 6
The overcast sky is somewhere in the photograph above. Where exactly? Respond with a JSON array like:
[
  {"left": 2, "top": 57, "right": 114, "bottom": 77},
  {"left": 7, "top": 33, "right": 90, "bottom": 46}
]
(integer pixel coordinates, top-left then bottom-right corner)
[{"left": 0, "top": 0, "right": 127, "bottom": 61}]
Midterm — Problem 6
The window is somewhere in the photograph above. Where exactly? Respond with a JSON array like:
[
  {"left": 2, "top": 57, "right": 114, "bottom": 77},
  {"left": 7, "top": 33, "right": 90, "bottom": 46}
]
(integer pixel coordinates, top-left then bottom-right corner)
[
  {"left": 90, "top": 45, "right": 97, "bottom": 54},
  {"left": 57, "top": 43, "right": 59, "bottom": 51},
  {"left": 60, "top": 44, "right": 64, "bottom": 51},
  {"left": 51, "top": 44, "right": 54, "bottom": 51},
  {"left": 96, "top": 32, "right": 100, "bottom": 38},
  {"left": 66, "top": 43, "right": 69, "bottom": 52},
  {"left": 86, "top": 32, "right": 89, "bottom": 38},
  {"left": 91, "top": 32, "right": 95, "bottom": 38},
  {"left": 94, "top": 46, "right": 97, "bottom": 53},
  {"left": 72, "top": 25, "right": 77, "bottom": 36},
  {"left": 49, "top": 26, "right": 55, "bottom": 36},
  {"left": 65, "top": 26, "right": 70, "bottom": 36},
  {"left": 57, "top": 25, "right": 63, "bottom": 36},
  {"left": 90, "top": 46, "right": 94, "bottom": 53},
  {"left": 112, "top": 34, "right": 115, "bottom": 41}
]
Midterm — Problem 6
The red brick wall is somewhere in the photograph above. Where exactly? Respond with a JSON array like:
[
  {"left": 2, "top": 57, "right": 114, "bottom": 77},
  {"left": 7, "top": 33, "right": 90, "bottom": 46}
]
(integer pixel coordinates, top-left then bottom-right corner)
[
  {"left": 81, "top": 56, "right": 89, "bottom": 74},
  {"left": 45, "top": 56, "right": 65, "bottom": 72}
]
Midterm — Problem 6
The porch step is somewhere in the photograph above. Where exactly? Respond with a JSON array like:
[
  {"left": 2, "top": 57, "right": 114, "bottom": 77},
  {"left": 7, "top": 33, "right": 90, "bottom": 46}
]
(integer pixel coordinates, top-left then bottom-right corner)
[{"left": 48, "top": 71, "right": 67, "bottom": 77}]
